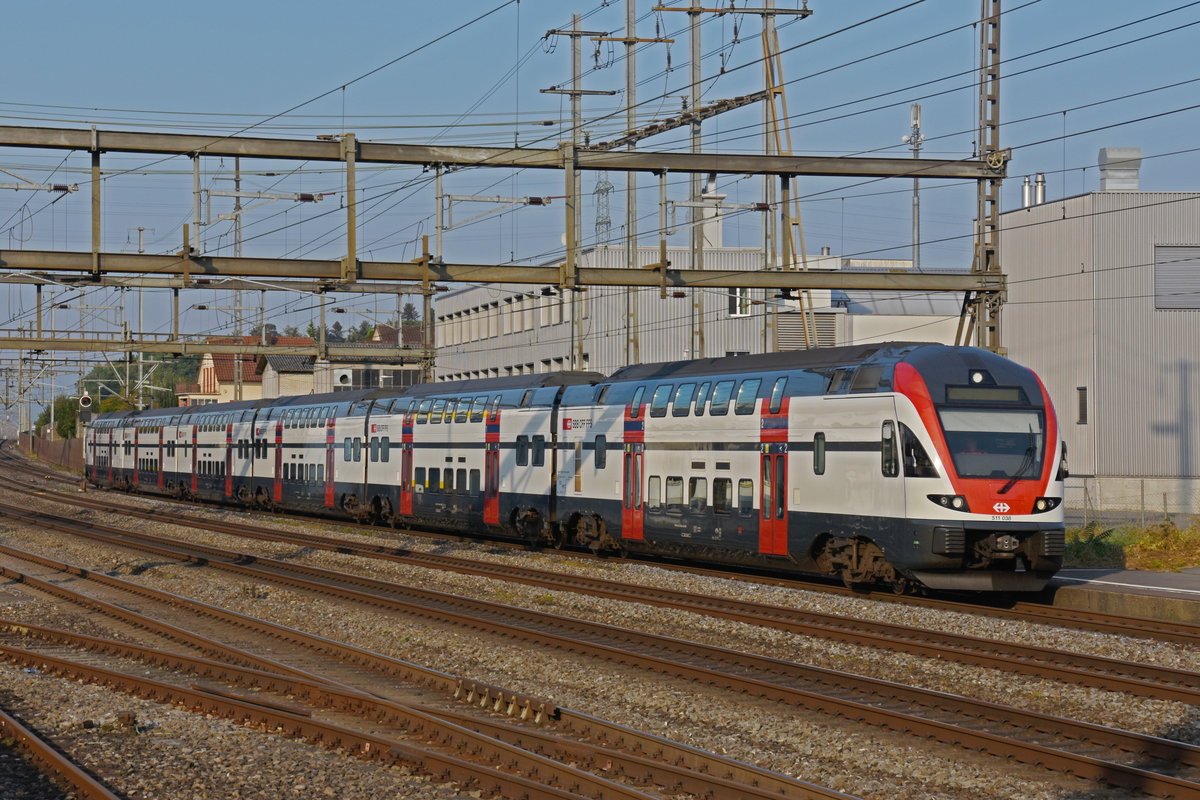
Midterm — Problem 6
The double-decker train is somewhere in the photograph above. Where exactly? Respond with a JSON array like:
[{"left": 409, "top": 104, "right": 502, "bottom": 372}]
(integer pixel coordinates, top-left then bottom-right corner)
[{"left": 84, "top": 342, "right": 1066, "bottom": 593}]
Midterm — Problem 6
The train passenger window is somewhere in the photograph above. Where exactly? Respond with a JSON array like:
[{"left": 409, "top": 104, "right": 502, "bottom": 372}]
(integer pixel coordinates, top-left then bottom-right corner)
[
  {"left": 827, "top": 368, "right": 852, "bottom": 394},
  {"left": 414, "top": 467, "right": 425, "bottom": 488},
  {"left": 520, "top": 390, "right": 533, "bottom": 408},
  {"left": 850, "top": 365, "right": 884, "bottom": 393},
  {"left": 595, "top": 385, "right": 610, "bottom": 405},
  {"left": 429, "top": 467, "right": 441, "bottom": 490},
  {"left": 688, "top": 477, "right": 707, "bottom": 511},
  {"left": 646, "top": 475, "right": 661, "bottom": 511},
  {"left": 444, "top": 399, "right": 459, "bottom": 423},
  {"left": 445, "top": 469, "right": 455, "bottom": 492},
  {"left": 671, "top": 383, "right": 696, "bottom": 417},
  {"left": 344, "top": 438, "right": 353, "bottom": 462},
  {"left": 417, "top": 400, "right": 431, "bottom": 424},
  {"left": 735, "top": 379, "right": 761, "bottom": 415},
  {"left": 470, "top": 469, "right": 481, "bottom": 493},
  {"left": 470, "top": 396, "right": 487, "bottom": 422},
  {"left": 574, "top": 441, "right": 583, "bottom": 492},
  {"left": 380, "top": 437, "right": 390, "bottom": 462},
  {"left": 457, "top": 468, "right": 467, "bottom": 493},
  {"left": 629, "top": 386, "right": 645, "bottom": 418},
  {"left": 665, "top": 477, "right": 684, "bottom": 511},
  {"left": 431, "top": 399, "right": 445, "bottom": 424},
  {"left": 761, "top": 457, "right": 772, "bottom": 520},
  {"left": 713, "top": 478, "right": 732, "bottom": 514},
  {"left": 532, "top": 435, "right": 546, "bottom": 467},
  {"left": 318, "top": 464, "right": 325, "bottom": 482},
  {"left": 516, "top": 436, "right": 529, "bottom": 466},
  {"left": 709, "top": 380, "right": 734, "bottom": 416},
  {"left": 813, "top": 433, "right": 826, "bottom": 475},
  {"left": 881, "top": 421, "right": 899, "bottom": 478},
  {"left": 353, "top": 438, "right": 362, "bottom": 462},
  {"left": 369, "top": 437, "right": 380, "bottom": 462},
  {"left": 649, "top": 385, "right": 672, "bottom": 417},
  {"left": 768, "top": 377, "right": 787, "bottom": 414},
  {"left": 694, "top": 382, "right": 711, "bottom": 416},
  {"left": 900, "top": 424, "right": 937, "bottom": 478},
  {"left": 594, "top": 435, "right": 607, "bottom": 469},
  {"left": 489, "top": 396, "right": 501, "bottom": 419}
]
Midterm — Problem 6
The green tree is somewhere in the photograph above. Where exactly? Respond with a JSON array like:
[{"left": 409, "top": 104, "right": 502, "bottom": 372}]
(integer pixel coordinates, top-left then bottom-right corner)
[
  {"left": 347, "top": 320, "right": 373, "bottom": 342},
  {"left": 327, "top": 321, "right": 345, "bottom": 343},
  {"left": 402, "top": 301, "right": 421, "bottom": 324},
  {"left": 283, "top": 325, "right": 300, "bottom": 337},
  {"left": 34, "top": 395, "right": 78, "bottom": 439}
]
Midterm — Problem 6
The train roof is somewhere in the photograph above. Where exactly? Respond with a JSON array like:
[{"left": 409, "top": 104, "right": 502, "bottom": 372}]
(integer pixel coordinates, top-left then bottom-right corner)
[
  {"left": 403, "top": 371, "right": 603, "bottom": 398},
  {"left": 604, "top": 341, "right": 937, "bottom": 383}
]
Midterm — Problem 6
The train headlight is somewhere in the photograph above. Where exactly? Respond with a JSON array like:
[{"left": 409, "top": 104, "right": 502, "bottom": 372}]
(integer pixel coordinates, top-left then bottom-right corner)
[
  {"left": 1032, "top": 497, "right": 1062, "bottom": 514},
  {"left": 927, "top": 494, "right": 970, "bottom": 513}
]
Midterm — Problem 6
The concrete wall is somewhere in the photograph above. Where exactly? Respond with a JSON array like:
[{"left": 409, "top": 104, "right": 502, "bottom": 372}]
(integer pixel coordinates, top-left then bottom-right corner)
[{"left": 18, "top": 433, "right": 82, "bottom": 473}]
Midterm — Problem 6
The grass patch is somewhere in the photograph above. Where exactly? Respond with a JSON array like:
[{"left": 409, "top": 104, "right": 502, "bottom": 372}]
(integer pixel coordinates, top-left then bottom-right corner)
[{"left": 1065, "top": 519, "right": 1200, "bottom": 571}]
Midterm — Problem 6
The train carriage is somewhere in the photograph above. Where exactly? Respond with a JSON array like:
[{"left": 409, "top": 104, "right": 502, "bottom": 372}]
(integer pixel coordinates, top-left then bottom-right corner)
[{"left": 85, "top": 343, "right": 1066, "bottom": 594}]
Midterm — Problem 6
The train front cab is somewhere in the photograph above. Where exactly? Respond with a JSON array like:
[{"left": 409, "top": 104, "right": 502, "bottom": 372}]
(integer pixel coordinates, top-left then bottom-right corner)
[{"left": 890, "top": 349, "right": 1065, "bottom": 592}]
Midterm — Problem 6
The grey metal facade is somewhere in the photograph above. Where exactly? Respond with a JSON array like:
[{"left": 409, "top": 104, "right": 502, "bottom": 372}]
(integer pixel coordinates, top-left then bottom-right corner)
[{"left": 1002, "top": 191, "right": 1200, "bottom": 515}]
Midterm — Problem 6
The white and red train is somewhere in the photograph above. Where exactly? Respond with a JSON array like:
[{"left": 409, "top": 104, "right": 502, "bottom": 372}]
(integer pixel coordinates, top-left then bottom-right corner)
[{"left": 84, "top": 342, "right": 1067, "bottom": 593}]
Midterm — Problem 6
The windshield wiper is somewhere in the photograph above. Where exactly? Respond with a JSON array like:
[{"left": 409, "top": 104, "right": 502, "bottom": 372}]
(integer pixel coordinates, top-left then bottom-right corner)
[{"left": 998, "top": 425, "right": 1036, "bottom": 495}]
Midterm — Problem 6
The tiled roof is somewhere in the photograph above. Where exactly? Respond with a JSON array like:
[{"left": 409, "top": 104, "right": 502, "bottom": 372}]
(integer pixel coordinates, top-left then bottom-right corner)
[{"left": 205, "top": 334, "right": 316, "bottom": 384}]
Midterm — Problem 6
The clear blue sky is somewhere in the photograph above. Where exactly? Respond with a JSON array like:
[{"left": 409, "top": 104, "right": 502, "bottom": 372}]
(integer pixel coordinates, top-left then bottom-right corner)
[{"left": 2, "top": 0, "right": 1198, "bottom": 400}]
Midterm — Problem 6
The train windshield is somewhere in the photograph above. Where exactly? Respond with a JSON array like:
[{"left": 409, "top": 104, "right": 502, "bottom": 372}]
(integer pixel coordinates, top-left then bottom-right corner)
[{"left": 938, "top": 408, "right": 1045, "bottom": 480}]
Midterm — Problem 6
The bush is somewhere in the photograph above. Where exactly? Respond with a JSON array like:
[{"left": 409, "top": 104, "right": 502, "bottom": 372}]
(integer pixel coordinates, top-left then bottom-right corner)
[{"left": 1064, "top": 519, "right": 1200, "bottom": 571}]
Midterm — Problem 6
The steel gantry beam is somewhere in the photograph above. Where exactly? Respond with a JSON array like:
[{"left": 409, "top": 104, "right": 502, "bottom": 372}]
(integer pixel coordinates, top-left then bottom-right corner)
[
  {"left": 0, "top": 248, "right": 1002, "bottom": 293},
  {"left": 0, "top": 125, "right": 1000, "bottom": 180}
]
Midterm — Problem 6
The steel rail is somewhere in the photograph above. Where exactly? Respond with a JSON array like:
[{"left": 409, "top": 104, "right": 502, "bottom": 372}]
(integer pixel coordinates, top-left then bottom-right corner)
[
  {"left": 8, "top": 486, "right": 1195, "bottom": 705},
  {"left": 0, "top": 553, "right": 849, "bottom": 800},
  {"left": 0, "top": 706, "right": 122, "bottom": 800},
  {"left": 0, "top": 644, "right": 653, "bottom": 800},
  {"left": 1, "top": 509, "right": 1197, "bottom": 797},
  {"left": 10, "top": 444, "right": 1197, "bottom": 651},
  {"left": 7, "top": 460, "right": 1196, "bottom": 649},
  {"left": 1, "top": 621, "right": 850, "bottom": 800}
]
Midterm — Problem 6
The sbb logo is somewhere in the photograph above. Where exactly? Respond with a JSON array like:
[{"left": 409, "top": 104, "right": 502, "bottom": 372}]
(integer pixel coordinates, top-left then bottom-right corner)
[{"left": 993, "top": 502, "right": 1011, "bottom": 514}]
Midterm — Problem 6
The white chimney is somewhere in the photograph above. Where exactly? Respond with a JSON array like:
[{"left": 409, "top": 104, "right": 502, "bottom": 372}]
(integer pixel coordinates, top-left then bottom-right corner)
[
  {"left": 1098, "top": 147, "right": 1141, "bottom": 191},
  {"left": 701, "top": 174, "right": 725, "bottom": 248}
]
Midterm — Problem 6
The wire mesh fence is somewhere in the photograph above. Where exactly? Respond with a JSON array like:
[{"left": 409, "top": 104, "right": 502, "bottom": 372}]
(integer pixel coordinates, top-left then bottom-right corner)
[{"left": 1065, "top": 476, "right": 1200, "bottom": 528}]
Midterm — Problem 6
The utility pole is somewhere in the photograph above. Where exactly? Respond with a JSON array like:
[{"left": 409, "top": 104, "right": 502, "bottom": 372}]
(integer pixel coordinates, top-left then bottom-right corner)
[
  {"left": 902, "top": 103, "right": 924, "bottom": 271},
  {"left": 591, "top": 1, "right": 672, "bottom": 365},
  {"left": 542, "top": 14, "right": 615, "bottom": 371}
]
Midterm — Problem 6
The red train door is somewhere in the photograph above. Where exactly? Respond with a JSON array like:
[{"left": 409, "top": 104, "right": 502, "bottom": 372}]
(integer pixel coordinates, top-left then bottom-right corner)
[
  {"left": 483, "top": 409, "right": 500, "bottom": 525},
  {"left": 324, "top": 416, "right": 335, "bottom": 508},
  {"left": 759, "top": 392, "right": 790, "bottom": 556},
  {"left": 399, "top": 412, "right": 414, "bottom": 516},
  {"left": 224, "top": 423, "right": 233, "bottom": 498},
  {"left": 621, "top": 445, "right": 644, "bottom": 540},
  {"left": 621, "top": 396, "right": 645, "bottom": 541},
  {"left": 132, "top": 431, "right": 139, "bottom": 489},
  {"left": 273, "top": 420, "right": 283, "bottom": 503},
  {"left": 190, "top": 425, "right": 198, "bottom": 494},
  {"left": 157, "top": 427, "right": 164, "bottom": 489}
]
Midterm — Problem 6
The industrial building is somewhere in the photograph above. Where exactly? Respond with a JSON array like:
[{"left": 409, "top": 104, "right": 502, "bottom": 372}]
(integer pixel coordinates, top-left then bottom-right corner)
[
  {"left": 1002, "top": 148, "right": 1200, "bottom": 518},
  {"left": 433, "top": 209, "right": 962, "bottom": 381}
]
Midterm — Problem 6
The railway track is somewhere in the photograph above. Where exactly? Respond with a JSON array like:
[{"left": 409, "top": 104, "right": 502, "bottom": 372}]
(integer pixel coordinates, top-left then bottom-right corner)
[
  {"left": 0, "top": 500, "right": 1197, "bottom": 798},
  {"left": 4, "top": 474, "right": 1197, "bottom": 705},
  {"left": 3, "top": 444, "right": 1192, "bottom": 649},
  {"left": 0, "top": 521, "right": 850, "bottom": 799},
  {"left": 0, "top": 705, "right": 120, "bottom": 800}
]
